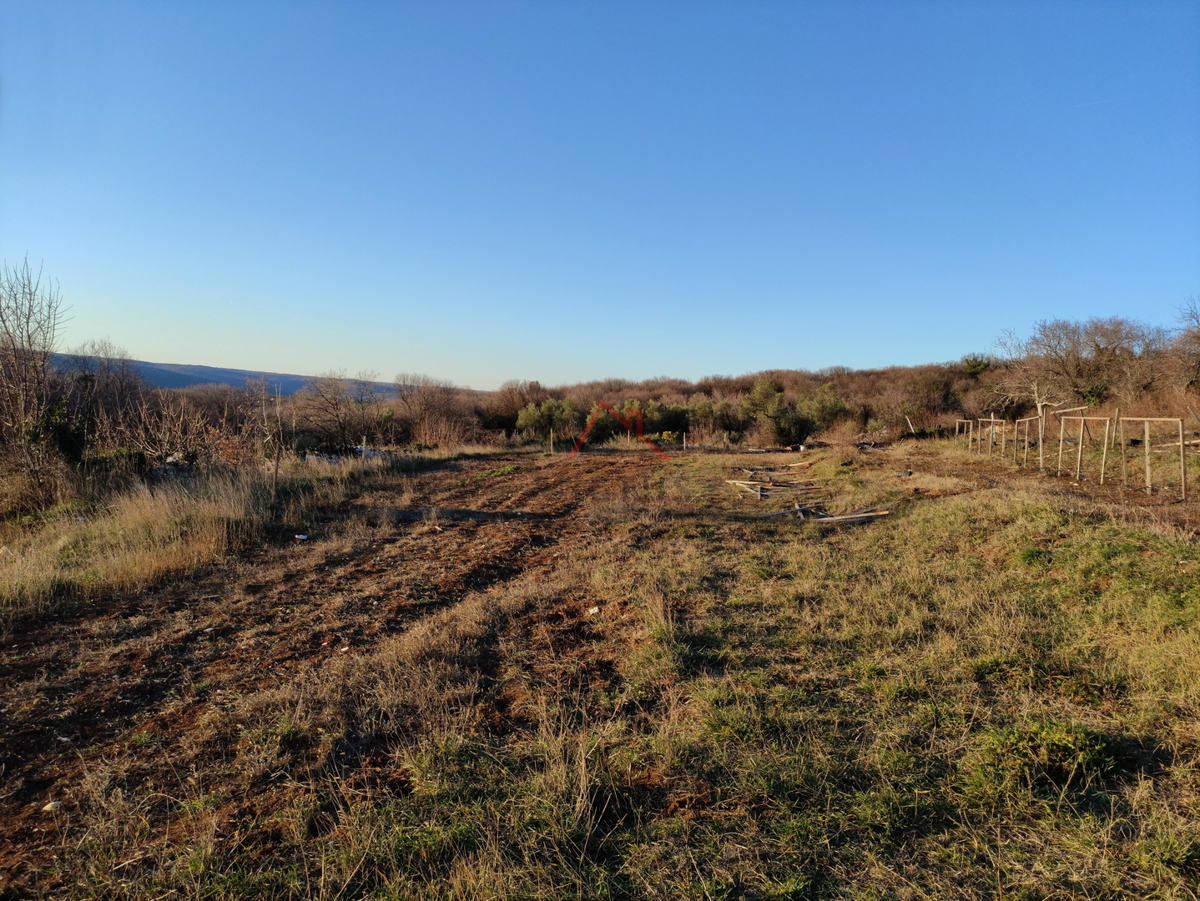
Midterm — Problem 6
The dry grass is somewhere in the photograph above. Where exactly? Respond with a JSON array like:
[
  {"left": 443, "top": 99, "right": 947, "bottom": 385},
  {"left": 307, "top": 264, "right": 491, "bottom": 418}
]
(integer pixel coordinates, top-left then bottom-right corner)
[
  {"left": 10, "top": 443, "right": 1200, "bottom": 899},
  {"left": 0, "top": 452, "right": 429, "bottom": 627}
]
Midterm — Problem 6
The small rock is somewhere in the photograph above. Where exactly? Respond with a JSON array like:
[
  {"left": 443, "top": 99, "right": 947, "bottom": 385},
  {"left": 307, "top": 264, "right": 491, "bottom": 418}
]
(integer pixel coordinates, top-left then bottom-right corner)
[
  {"left": 42, "top": 801, "right": 61, "bottom": 812},
  {"left": 587, "top": 606, "right": 600, "bottom": 616}
]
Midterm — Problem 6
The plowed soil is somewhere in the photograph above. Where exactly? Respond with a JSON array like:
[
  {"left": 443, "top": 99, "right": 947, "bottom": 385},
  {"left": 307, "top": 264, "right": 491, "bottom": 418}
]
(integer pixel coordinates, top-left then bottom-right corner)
[{"left": 0, "top": 451, "right": 658, "bottom": 891}]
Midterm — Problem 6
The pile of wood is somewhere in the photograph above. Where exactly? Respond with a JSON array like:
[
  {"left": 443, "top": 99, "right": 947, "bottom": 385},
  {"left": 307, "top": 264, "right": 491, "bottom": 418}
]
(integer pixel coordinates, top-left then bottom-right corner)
[
  {"left": 758, "top": 502, "right": 890, "bottom": 524},
  {"left": 726, "top": 466, "right": 825, "bottom": 500},
  {"left": 727, "top": 464, "right": 890, "bottom": 526}
]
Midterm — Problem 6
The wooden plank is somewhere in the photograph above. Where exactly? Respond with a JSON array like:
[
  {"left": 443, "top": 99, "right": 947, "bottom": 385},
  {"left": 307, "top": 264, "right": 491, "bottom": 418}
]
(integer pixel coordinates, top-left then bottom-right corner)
[{"left": 812, "top": 511, "right": 892, "bottom": 524}]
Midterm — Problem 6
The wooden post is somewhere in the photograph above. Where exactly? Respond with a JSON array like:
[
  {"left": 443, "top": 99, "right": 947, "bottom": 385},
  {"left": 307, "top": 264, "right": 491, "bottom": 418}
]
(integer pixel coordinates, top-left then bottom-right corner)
[
  {"left": 1120, "top": 418, "right": 1127, "bottom": 487},
  {"left": 1112, "top": 408, "right": 1120, "bottom": 448},
  {"left": 1024, "top": 420, "right": 1030, "bottom": 467},
  {"left": 1100, "top": 420, "right": 1109, "bottom": 484},
  {"left": 1180, "top": 419, "right": 1187, "bottom": 500},
  {"left": 1032, "top": 415, "right": 1041, "bottom": 472},
  {"left": 1057, "top": 416, "right": 1066, "bottom": 475},
  {"left": 1075, "top": 417, "right": 1086, "bottom": 480},
  {"left": 550, "top": 428, "right": 554, "bottom": 455},
  {"left": 1144, "top": 420, "right": 1152, "bottom": 495}
]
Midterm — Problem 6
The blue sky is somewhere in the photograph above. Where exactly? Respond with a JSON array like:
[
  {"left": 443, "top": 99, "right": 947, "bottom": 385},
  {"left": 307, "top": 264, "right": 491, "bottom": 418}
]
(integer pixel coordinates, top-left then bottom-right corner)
[{"left": 1, "top": 1, "right": 1197, "bottom": 389}]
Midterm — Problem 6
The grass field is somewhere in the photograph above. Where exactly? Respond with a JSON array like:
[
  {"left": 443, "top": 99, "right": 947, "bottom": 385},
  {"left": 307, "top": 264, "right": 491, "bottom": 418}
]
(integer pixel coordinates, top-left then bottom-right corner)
[{"left": 2, "top": 441, "right": 1199, "bottom": 899}]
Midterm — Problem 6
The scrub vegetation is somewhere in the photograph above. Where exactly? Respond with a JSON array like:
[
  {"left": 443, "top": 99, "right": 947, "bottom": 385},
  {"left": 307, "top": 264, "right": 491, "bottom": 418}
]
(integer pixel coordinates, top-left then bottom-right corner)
[{"left": 3, "top": 268, "right": 1200, "bottom": 897}]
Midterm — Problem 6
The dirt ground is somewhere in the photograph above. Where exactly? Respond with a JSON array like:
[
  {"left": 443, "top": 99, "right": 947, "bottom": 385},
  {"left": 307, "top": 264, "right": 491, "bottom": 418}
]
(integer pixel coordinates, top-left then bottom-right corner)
[
  {"left": 2, "top": 442, "right": 1197, "bottom": 891},
  {"left": 0, "top": 451, "right": 660, "bottom": 890}
]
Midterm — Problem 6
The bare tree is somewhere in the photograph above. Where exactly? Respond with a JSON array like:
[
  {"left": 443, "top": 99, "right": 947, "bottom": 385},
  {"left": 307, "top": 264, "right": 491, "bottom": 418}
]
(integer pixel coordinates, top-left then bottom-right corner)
[
  {"left": 1171, "top": 296, "right": 1200, "bottom": 393},
  {"left": 0, "top": 258, "right": 66, "bottom": 504},
  {"left": 56, "top": 339, "right": 146, "bottom": 461},
  {"left": 991, "top": 317, "right": 1167, "bottom": 415},
  {"left": 992, "top": 329, "right": 1068, "bottom": 417},
  {"left": 112, "top": 391, "right": 209, "bottom": 469},
  {"left": 297, "top": 370, "right": 386, "bottom": 450},
  {"left": 485, "top": 379, "right": 549, "bottom": 431},
  {"left": 393, "top": 372, "right": 477, "bottom": 446}
]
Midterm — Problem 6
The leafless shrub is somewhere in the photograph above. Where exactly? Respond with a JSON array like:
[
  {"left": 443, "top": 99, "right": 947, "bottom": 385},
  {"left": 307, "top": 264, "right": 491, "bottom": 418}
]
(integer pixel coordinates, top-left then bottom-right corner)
[
  {"left": 296, "top": 370, "right": 388, "bottom": 451},
  {"left": 0, "top": 258, "right": 68, "bottom": 509},
  {"left": 394, "top": 373, "right": 482, "bottom": 447}
]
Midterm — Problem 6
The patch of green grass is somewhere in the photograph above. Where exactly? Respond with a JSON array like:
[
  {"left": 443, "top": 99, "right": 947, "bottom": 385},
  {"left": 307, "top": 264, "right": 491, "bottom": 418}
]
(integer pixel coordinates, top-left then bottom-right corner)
[{"left": 477, "top": 464, "right": 519, "bottom": 479}]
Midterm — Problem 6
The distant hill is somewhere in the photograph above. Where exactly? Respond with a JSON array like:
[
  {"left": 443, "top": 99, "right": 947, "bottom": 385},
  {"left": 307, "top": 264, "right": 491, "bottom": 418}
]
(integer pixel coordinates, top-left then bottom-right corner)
[
  {"left": 52, "top": 356, "right": 392, "bottom": 396},
  {"left": 130, "top": 362, "right": 314, "bottom": 395}
]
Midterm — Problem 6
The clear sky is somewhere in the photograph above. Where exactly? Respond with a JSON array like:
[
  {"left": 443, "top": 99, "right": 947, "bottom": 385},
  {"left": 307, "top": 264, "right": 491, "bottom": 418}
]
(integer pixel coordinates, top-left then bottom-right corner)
[{"left": 1, "top": 1, "right": 1197, "bottom": 389}]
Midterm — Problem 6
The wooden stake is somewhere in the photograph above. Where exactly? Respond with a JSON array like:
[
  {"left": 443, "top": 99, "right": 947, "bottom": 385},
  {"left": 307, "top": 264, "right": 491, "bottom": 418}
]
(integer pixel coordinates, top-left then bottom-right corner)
[
  {"left": 1180, "top": 419, "right": 1187, "bottom": 500},
  {"left": 1144, "top": 420, "right": 1152, "bottom": 495},
  {"left": 1057, "top": 416, "right": 1066, "bottom": 475},
  {"left": 1100, "top": 420, "right": 1109, "bottom": 484},
  {"left": 1120, "top": 418, "right": 1127, "bottom": 487},
  {"left": 1075, "top": 417, "right": 1086, "bottom": 480},
  {"left": 1038, "top": 416, "right": 1045, "bottom": 470}
]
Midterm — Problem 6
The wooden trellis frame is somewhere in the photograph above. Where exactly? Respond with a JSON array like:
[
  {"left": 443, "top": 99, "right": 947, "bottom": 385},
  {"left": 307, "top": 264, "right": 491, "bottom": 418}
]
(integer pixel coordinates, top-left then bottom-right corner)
[
  {"left": 954, "top": 419, "right": 973, "bottom": 448},
  {"left": 1012, "top": 415, "right": 1041, "bottom": 467},
  {"left": 1033, "top": 406, "right": 1086, "bottom": 470},
  {"left": 1055, "top": 416, "right": 1112, "bottom": 482},
  {"left": 1118, "top": 417, "right": 1187, "bottom": 499},
  {"left": 973, "top": 415, "right": 1003, "bottom": 455}
]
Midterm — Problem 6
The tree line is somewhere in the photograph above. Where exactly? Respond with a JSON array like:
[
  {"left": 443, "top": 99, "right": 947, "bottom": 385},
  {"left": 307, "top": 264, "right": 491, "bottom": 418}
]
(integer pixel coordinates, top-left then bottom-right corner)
[{"left": 2, "top": 257, "right": 1197, "bottom": 516}]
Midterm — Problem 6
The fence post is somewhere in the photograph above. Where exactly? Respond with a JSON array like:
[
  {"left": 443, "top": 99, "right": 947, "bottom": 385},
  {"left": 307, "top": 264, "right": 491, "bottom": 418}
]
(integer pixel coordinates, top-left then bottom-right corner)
[
  {"left": 1057, "top": 416, "right": 1066, "bottom": 475},
  {"left": 1100, "top": 420, "right": 1109, "bottom": 484},
  {"left": 1039, "top": 416, "right": 1045, "bottom": 470},
  {"left": 1180, "top": 419, "right": 1187, "bottom": 500},
  {"left": 1144, "top": 420, "right": 1152, "bottom": 495},
  {"left": 1120, "top": 418, "right": 1127, "bottom": 487},
  {"left": 1075, "top": 417, "right": 1085, "bottom": 480}
]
